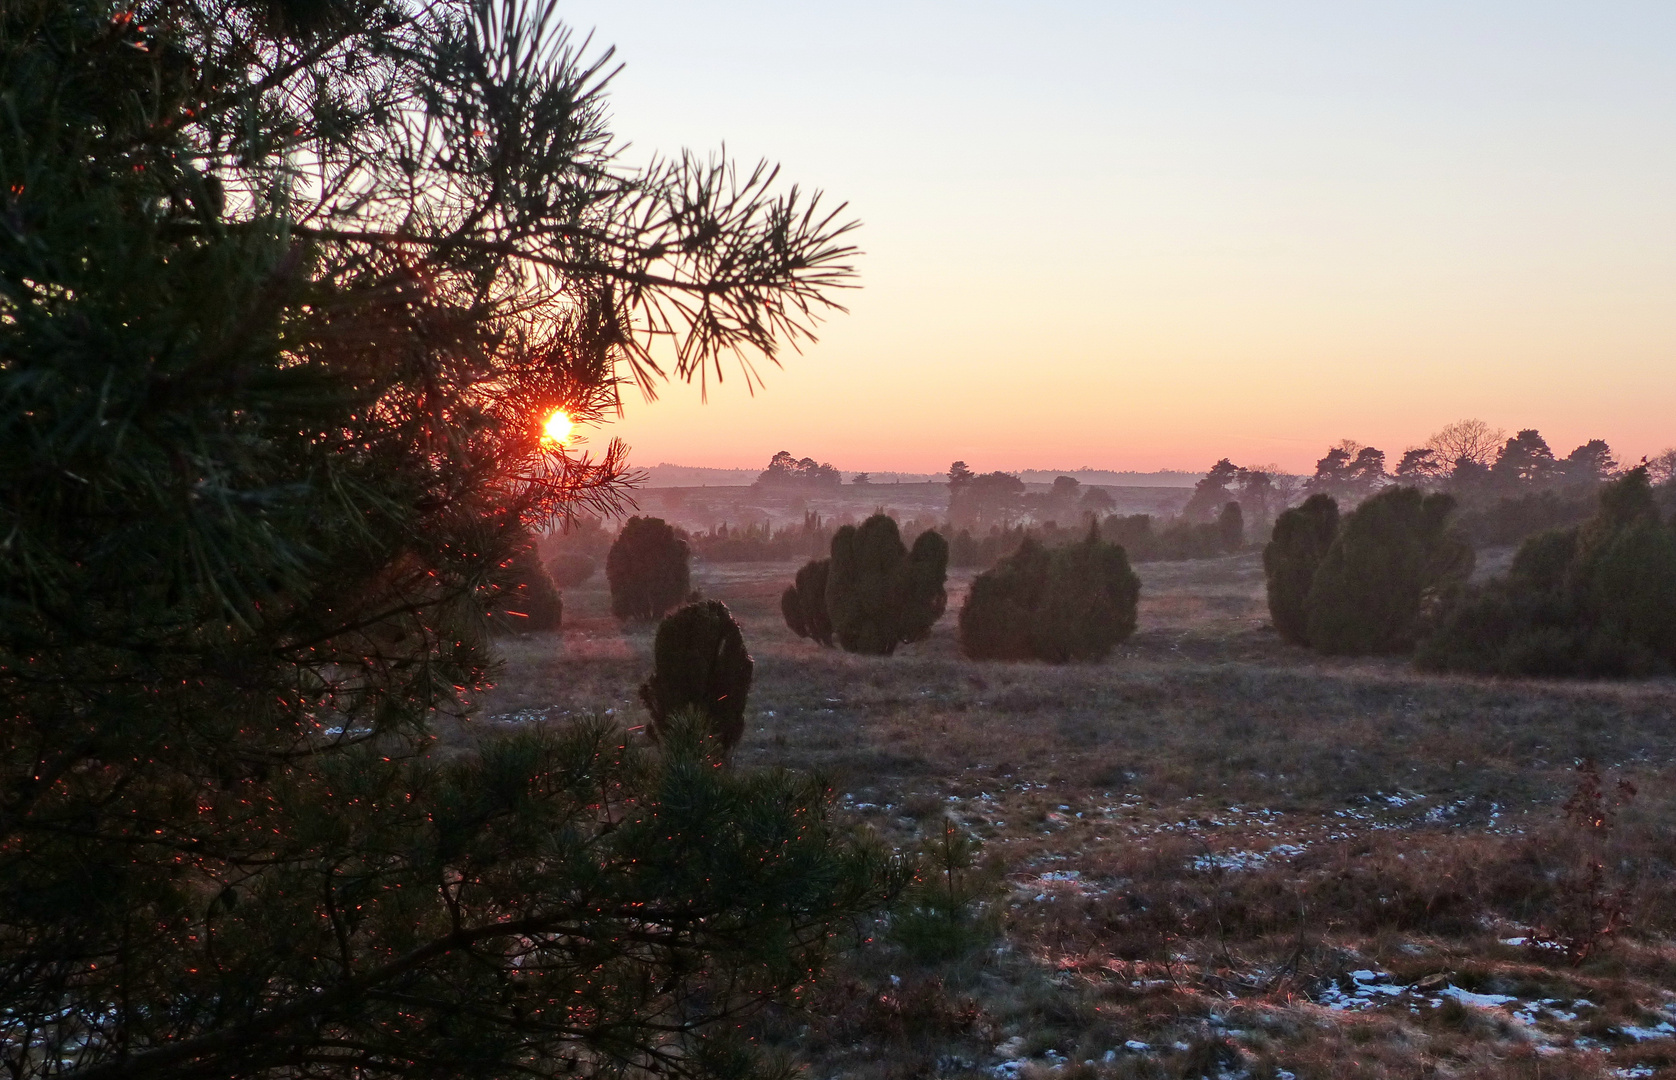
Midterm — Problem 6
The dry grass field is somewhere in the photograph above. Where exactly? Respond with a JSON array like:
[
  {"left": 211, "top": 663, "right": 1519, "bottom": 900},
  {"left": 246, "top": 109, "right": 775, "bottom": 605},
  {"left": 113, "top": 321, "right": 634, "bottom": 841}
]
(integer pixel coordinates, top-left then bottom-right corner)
[{"left": 480, "top": 553, "right": 1676, "bottom": 1080}]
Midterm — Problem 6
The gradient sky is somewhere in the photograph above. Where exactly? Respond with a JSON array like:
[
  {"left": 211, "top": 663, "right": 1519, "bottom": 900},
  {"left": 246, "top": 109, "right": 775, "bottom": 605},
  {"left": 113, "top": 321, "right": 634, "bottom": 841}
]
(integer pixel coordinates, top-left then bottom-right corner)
[{"left": 558, "top": 1, "right": 1676, "bottom": 475}]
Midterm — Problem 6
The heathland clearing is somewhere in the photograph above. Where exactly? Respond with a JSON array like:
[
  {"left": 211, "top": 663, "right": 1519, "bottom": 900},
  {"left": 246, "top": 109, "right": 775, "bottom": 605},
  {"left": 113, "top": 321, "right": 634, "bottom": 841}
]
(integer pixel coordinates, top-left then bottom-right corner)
[{"left": 484, "top": 553, "right": 1676, "bottom": 1079}]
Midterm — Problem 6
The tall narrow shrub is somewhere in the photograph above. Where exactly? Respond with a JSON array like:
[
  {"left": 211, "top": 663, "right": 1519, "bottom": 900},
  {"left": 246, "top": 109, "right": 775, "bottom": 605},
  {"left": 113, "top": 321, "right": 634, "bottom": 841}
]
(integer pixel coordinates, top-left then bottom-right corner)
[
  {"left": 958, "top": 527, "right": 1140, "bottom": 662},
  {"left": 825, "top": 515, "right": 948, "bottom": 655},
  {"left": 639, "top": 600, "right": 755, "bottom": 751},
  {"left": 1304, "top": 487, "right": 1474, "bottom": 655},
  {"left": 781, "top": 558, "right": 835, "bottom": 646},
  {"left": 607, "top": 516, "right": 691, "bottom": 620},
  {"left": 1218, "top": 501, "right": 1245, "bottom": 552},
  {"left": 1263, "top": 494, "right": 1340, "bottom": 645}
]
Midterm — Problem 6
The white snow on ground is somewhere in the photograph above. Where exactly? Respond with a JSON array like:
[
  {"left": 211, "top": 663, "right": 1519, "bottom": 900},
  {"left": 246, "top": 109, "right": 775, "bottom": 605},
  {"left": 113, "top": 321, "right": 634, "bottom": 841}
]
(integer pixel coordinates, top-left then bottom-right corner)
[
  {"left": 1312, "top": 965, "right": 1676, "bottom": 1063},
  {"left": 1190, "top": 843, "right": 1309, "bottom": 873}
]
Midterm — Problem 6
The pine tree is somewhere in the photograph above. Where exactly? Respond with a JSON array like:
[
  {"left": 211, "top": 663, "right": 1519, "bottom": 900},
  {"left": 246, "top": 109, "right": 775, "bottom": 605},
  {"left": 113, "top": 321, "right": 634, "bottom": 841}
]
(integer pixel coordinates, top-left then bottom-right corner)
[
  {"left": 1181, "top": 458, "right": 1241, "bottom": 521},
  {"left": 0, "top": 2, "right": 886, "bottom": 1076}
]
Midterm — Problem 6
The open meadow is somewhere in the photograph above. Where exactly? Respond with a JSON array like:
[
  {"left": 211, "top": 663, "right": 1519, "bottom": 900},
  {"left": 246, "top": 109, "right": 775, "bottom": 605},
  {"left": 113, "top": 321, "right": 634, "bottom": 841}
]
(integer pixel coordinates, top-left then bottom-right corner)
[{"left": 482, "top": 555, "right": 1676, "bottom": 1080}]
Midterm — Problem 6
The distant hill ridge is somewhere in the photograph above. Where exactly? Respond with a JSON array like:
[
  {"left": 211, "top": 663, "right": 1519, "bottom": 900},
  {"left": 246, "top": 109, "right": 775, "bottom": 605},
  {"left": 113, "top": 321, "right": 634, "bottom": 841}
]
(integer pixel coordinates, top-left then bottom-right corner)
[{"left": 641, "top": 463, "right": 1195, "bottom": 488}]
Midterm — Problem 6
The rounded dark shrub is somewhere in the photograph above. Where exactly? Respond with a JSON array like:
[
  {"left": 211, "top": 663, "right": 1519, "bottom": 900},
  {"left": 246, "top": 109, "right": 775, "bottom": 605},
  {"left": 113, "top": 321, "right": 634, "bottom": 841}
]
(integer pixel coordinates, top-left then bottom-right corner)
[
  {"left": 490, "top": 537, "right": 563, "bottom": 632},
  {"left": 639, "top": 599, "right": 754, "bottom": 752},
  {"left": 606, "top": 516, "right": 690, "bottom": 621},
  {"left": 1304, "top": 487, "right": 1474, "bottom": 655},
  {"left": 780, "top": 558, "right": 834, "bottom": 646},
  {"left": 547, "top": 552, "right": 596, "bottom": 589},
  {"left": 957, "top": 539, "right": 1047, "bottom": 661},
  {"left": 1421, "top": 470, "right": 1676, "bottom": 676},
  {"left": 1263, "top": 494, "right": 1339, "bottom": 645},
  {"left": 825, "top": 515, "right": 948, "bottom": 655},
  {"left": 958, "top": 528, "right": 1140, "bottom": 662}
]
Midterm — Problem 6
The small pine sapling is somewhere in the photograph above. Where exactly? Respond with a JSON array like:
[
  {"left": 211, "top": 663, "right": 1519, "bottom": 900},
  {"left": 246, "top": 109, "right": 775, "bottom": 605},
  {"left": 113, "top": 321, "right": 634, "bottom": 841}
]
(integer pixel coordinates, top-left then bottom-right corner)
[
  {"left": 639, "top": 600, "right": 754, "bottom": 752},
  {"left": 888, "top": 818, "right": 1003, "bottom": 963}
]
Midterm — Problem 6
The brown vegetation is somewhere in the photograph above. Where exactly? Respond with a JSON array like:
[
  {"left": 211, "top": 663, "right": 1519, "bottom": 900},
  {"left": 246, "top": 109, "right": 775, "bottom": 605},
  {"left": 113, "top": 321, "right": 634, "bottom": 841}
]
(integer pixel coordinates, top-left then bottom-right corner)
[{"left": 482, "top": 552, "right": 1676, "bottom": 1080}]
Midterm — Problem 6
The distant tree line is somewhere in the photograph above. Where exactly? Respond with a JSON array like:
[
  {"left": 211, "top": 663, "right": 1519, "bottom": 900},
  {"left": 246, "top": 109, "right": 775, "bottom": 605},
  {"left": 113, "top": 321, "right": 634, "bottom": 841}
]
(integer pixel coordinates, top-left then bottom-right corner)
[{"left": 592, "top": 461, "right": 1676, "bottom": 680}]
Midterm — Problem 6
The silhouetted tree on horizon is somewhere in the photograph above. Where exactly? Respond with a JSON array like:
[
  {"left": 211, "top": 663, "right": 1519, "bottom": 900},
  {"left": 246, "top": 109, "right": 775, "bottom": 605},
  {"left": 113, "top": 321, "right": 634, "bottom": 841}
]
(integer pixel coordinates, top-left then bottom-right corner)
[
  {"left": 757, "top": 449, "right": 842, "bottom": 487},
  {"left": 949, "top": 470, "right": 1027, "bottom": 529},
  {"left": 1182, "top": 458, "right": 1242, "bottom": 521},
  {"left": 1492, "top": 429, "right": 1559, "bottom": 488}
]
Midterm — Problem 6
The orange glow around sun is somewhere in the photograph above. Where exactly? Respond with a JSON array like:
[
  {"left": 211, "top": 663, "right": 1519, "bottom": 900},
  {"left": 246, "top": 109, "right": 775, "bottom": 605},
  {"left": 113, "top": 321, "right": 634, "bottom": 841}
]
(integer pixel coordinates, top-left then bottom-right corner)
[{"left": 541, "top": 409, "right": 573, "bottom": 447}]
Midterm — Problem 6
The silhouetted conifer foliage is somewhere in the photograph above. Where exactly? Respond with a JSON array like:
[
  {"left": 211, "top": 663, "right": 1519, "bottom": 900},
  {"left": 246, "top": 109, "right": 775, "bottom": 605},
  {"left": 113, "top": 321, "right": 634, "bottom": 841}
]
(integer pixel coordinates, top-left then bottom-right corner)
[
  {"left": 1263, "top": 494, "right": 1341, "bottom": 645},
  {"left": 547, "top": 551, "right": 597, "bottom": 588},
  {"left": 491, "top": 535, "right": 564, "bottom": 631},
  {"left": 607, "top": 516, "right": 692, "bottom": 620},
  {"left": 1304, "top": 486, "right": 1474, "bottom": 655},
  {"left": 781, "top": 558, "right": 835, "bottom": 646},
  {"left": 958, "top": 527, "right": 1141, "bottom": 662},
  {"left": 0, "top": 0, "right": 883, "bottom": 1075},
  {"left": 1419, "top": 469, "right": 1676, "bottom": 676},
  {"left": 1218, "top": 501, "right": 1245, "bottom": 552},
  {"left": 825, "top": 515, "right": 948, "bottom": 655},
  {"left": 640, "top": 600, "right": 755, "bottom": 751}
]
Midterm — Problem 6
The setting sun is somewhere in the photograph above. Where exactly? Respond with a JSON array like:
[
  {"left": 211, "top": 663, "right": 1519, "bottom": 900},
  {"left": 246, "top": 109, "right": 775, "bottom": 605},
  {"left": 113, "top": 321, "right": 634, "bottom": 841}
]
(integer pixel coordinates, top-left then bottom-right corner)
[{"left": 541, "top": 409, "right": 573, "bottom": 447}]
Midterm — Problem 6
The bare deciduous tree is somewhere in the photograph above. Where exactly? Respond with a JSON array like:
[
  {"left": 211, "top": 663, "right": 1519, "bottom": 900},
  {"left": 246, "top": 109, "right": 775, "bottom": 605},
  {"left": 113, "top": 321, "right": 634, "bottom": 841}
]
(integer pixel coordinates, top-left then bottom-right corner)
[{"left": 1426, "top": 419, "right": 1507, "bottom": 470}]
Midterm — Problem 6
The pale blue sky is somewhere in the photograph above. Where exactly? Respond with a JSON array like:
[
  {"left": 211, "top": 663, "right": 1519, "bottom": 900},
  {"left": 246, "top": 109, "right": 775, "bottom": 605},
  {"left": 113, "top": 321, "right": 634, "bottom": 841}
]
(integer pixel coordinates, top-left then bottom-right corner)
[{"left": 560, "top": 1, "right": 1676, "bottom": 473}]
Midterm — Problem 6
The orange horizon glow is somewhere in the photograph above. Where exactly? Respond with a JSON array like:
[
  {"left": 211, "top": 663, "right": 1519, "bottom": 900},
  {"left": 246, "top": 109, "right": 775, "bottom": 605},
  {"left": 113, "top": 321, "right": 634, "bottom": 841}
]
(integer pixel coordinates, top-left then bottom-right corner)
[{"left": 557, "top": 2, "right": 1676, "bottom": 481}]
